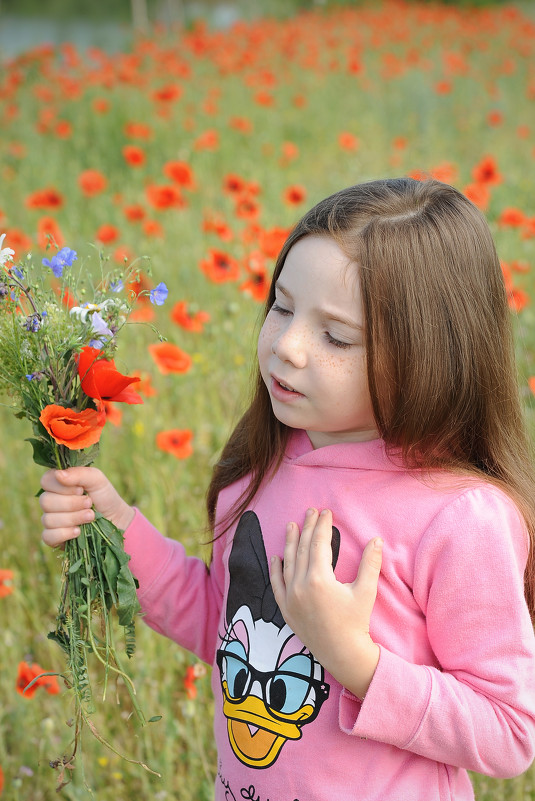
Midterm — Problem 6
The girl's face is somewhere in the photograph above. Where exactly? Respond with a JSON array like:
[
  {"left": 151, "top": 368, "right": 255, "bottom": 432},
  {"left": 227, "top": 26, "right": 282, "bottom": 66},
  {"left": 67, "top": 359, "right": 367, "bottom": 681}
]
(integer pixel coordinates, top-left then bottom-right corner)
[{"left": 258, "top": 235, "right": 378, "bottom": 448}]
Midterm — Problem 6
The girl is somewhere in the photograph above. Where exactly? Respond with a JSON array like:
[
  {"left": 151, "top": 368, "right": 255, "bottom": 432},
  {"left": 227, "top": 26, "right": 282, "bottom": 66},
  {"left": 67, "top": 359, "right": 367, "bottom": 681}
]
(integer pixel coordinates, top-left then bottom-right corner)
[{"left": 40, "top": 178, "right": 535, "bottom": 801}]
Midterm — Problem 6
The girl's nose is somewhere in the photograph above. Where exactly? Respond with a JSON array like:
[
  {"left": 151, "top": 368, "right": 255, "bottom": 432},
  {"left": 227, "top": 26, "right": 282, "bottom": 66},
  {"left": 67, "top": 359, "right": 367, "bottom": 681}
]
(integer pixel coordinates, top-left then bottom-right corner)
[{"left": 271, "top": 322, "right": 308, "bottom": 368}]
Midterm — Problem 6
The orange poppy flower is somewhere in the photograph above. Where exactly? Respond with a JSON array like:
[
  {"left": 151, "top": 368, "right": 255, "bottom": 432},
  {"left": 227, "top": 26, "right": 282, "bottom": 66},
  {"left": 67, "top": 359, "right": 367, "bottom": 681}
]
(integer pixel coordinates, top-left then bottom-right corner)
[
  {"left": 529, "top": 377, "right": 535, "bottom": 397},
  {"left": 497, "top": 208, "right": 527, "bottom": 228},
  {"left": 429, "top": 163, "right": 457, "bottom": 185},
  {"left": 132, "top": 370, "right": 158, "bottom": 397},
  {"left": 283, "top": 185, "right": 307, "bottom": 206},
  {"left": 39, "top": 404, "right": 106, "bottom": 450},
  {"left": 163, "top": 160, "right": 195, "bottom": 189},
  {"left": 2, "top": 227, "right": 32, "bottom": 258},
  {"left": 0, "top": 569, "right": 14, "bottom": 598},
  {"left": 95, "top": 223, "right": 120, "bottom": 244},
  {"left": 200, "top": 249, "right": 240, "bottom": 283},
  {"left": 202, "top": 212, "right": 233, "bottom": 242},
  {"left": 223, "top": 174, "right": 247, "bottom": 195},
  {"left": 113, "top": 245, "right": 135, "bottom": 264},
  {"left": 229, "top": 116, "right": 253, "bottom": 133},
  {"left": 122, "top": 144, "right": 146, "bottom": 167},
  {"left": 338, "top": 132, "right": 359, "bottom": 151},
  {"left": 194, "top": 129, "right": 219, "bottom": 151},
  {"left": 143, "top": 219, "right": 165, "bottom": 238},
  {"left": 37, "top": 217, "right": 64, "bottom": 249},
  {"left": 124, "top": 121, "right": 153, "bottom": 139},
  {"left": 462, "top": 182, "right": 490, "bottom": 211},
  {"left": 78, "top": 169, "right": 108, "bottom": 196},
  {"left": 101, "top": 400, "right": 122, "bottom": 427},
  {"left": 123, "top": 204, "right": 146, "bottom": 222},
  {"left": 507, "top": 288, "right": 530, "bottom": 313},
  {"left": 258, "top": 226, "right": 291, "bottom": 259},
  {"left": 156, "top": 429, "right": 193, "bottom": 459},
  {"left": 55, "top": 120, "right": 72, "bottom": 139},
  {"left": 92, "top": 97, "right": 111, "bottom": 114},
  {"left": 25, "top": 187, "right": 64, "bottom": 210},
  {"left": 170, "top": 300, "right": 210, "bottom": 332},
  {"left": 241, "top": 268, "right": 270, "bottom": 303},
  {"left": 148, "top": 342, "right": 192, "bottom": 375},
  {"left": 77, "top": 346, "right": 143, "bottom": 404},
  {"left": 234, "top": 194, "right": 261, "bottom": 221}
]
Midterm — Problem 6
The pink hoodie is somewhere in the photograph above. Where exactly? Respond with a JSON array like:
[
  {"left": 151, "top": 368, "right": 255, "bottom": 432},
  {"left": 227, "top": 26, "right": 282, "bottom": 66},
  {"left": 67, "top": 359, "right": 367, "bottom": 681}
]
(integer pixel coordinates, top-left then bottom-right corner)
[{"left": 125, "top": 430, "right": 535, "bottom": 801}]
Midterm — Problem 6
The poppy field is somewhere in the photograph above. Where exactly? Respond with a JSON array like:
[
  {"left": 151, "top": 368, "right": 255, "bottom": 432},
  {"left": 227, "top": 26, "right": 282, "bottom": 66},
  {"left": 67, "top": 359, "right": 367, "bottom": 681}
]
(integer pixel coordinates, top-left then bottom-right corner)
[{"left": 1, "top": 1, "right": 535, "bottom": 798}]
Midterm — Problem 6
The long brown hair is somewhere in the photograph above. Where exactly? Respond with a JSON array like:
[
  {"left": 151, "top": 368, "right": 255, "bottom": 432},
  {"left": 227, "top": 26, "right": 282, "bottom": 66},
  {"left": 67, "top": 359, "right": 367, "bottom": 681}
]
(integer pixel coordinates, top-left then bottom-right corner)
[{"left": 206, "top": 177, "right": 535, "bottom": 619}]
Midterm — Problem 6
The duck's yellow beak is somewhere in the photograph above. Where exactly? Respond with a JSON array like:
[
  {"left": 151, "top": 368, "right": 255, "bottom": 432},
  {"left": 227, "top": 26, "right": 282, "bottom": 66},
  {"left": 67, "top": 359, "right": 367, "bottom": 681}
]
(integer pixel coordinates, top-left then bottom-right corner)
[{"left": 222, "top": 684, "right": 314, "bottom": 767}]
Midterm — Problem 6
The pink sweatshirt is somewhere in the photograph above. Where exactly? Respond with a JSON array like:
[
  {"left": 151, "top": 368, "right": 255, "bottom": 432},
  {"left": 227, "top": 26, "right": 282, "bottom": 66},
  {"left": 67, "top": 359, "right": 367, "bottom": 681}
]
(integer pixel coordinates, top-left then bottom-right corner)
[{"left": 124, "top": 430, "right": 535, "bottom": 801}]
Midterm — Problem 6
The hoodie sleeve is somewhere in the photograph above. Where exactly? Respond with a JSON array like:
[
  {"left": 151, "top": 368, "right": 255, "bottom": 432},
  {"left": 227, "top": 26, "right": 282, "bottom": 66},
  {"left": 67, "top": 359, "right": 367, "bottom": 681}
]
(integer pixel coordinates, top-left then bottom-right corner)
[
  {"left": 123, "top": 508, "right": 225, "bottom": 665},
  {"left": 339, "top": 487, "right": 535, "bottom": 778}
]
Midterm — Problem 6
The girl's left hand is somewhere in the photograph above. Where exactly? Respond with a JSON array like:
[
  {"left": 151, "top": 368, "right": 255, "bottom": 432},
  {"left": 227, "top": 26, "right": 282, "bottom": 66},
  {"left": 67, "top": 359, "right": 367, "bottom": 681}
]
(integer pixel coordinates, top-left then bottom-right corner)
[{"left": 270, "top": 507, "right": 382, "bottom": 699}]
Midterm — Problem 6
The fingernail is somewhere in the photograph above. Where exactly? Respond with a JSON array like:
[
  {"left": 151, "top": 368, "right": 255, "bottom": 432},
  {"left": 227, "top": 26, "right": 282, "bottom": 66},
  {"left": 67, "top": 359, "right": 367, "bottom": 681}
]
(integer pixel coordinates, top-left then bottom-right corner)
[
  {"left": 306, "top": 507, "right": 316, "bottom": 517},
  {"left": 73, "top": 527, "right": 81, "bottom": 537},
  {"left": 374, "top": 538, "right": 384, "bottom": 550}
]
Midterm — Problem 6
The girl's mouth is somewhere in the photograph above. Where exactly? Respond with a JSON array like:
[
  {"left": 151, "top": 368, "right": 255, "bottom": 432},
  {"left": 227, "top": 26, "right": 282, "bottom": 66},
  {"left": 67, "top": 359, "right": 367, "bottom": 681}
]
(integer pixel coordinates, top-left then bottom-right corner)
[{"left": 271, "top": 377, "right": 304, "bottom": 400}]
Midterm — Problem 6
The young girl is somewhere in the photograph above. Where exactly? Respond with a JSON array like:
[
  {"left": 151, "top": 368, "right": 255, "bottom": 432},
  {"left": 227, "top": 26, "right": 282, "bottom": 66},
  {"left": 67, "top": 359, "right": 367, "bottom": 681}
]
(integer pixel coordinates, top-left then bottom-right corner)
[{"left": 40, "top": 177, "right": 535, "bottom": 801}]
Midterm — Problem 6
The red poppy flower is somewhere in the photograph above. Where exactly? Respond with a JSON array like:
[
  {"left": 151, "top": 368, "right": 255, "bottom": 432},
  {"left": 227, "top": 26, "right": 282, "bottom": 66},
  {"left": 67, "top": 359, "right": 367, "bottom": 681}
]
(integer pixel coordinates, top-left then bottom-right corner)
[
  {"left": 113, "top": 245, "right": 135, "bottom": 264},
  {"left": 37, "top": 217, "right": 65, "bottom": 249},
  {"left": 16, "top": 661, "right": 43, "bottom": 698},
  {"left": 146, "top": 184, "right": 184, "bottom": 210},
  {"left": 200, "top": 249, "right": 240, "bottom": 283},
  {"left": 429, "top": 163, "right": 458, "bottom": 185},
  {"left": 77, "top": 347, "right": 143, "bottom": 404},
  {"left": 471, "top": 156, "right": 502, "bottom": 186},
  {"left": 507, "top": 288, "right": 530, "bottom": 313},
  {"left": 0, "top": 569, "right": 14, "bottom": 599},
  {"left": 25, "top": 187, "right": 64, "bottom": 210},
  {"left": 283, "top": 185, "right": 307, "bottom": 206},
  {"left": 170, "top": 300, "right": 210, "bottom": 332},
  {"left": 40, "top": 404, "right": 106, "bottom": 450},
  {"left": 95, "top": 223, "right": 120, "bottom": 244},
  {"left": 203, "top": 213, "right": 233, "bottom": 242},
  {"left": 156, "top": 429, "right": 193, "bottom": 459},
  {"left": 16, "top": 661, "right": 60, "bottom": 698},
  {"left": 223, "top": 174, "right": 247, "bottom": 195},
  {"left": 78, "top": 169, "right": 107, "bottom": 196},
  {"left": 2, "top": 227, "right": 32, "bottom": 258},
  {"left": 148, "top": 342, "right": 192, "bottom": 374},
  {"left": 152, "top": 83, "right": 183, "bottom": 103},
  {"left": 163, "top": 160, "right": 195, "bottom": 189},
  {"left": 122, "top": 144, "right": 146, "bottom": 167}
]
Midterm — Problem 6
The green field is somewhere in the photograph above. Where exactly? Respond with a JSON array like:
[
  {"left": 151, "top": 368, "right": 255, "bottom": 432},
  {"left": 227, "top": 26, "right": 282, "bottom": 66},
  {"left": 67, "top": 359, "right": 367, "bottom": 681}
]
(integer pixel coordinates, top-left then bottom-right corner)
[{"left": 1, "top": 2, "right": 535, "bottom": 798}]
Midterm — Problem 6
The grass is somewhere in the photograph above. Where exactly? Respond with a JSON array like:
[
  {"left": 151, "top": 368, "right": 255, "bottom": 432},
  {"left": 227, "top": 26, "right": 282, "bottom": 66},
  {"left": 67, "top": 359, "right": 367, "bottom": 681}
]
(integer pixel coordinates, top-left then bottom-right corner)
[{"left": 1, "top": 1, "right": 535, "bottom": 798}]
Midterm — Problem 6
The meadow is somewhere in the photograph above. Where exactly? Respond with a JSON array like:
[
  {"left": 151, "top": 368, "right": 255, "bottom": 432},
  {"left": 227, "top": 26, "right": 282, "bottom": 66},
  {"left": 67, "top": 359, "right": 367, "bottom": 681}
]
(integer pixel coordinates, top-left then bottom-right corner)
[{"left": 1, "top": 1, "right": 535, "bottom": 798}]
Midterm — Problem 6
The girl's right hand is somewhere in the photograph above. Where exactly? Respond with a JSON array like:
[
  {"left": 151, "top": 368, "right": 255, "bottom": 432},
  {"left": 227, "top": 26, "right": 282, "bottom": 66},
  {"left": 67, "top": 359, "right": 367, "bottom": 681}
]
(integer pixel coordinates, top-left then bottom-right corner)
[{"left": 40, "top": 467, "right": 135, "bottom": 547}]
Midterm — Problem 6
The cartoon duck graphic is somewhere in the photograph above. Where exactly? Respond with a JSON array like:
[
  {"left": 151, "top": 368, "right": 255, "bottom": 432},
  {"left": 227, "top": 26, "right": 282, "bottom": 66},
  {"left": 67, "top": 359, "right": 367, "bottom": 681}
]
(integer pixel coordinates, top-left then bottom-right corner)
[{"left": 216, "top": 511, "right": 339, "bottom": 769}]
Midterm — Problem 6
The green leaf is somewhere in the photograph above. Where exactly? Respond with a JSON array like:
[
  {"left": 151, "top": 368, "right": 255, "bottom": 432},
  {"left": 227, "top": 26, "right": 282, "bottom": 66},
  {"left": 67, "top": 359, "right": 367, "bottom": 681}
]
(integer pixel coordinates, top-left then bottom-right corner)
[
  {"left": 116, "top": 562, "right": 141, "bottom": 627},
  {"left": 148, "top": 716, "right": 162, "bottom": 723},
  {"left": 68, "top": 557, "right": 83, "bottom": 574},
  {"left": 25, "top": 437, "right": 55, "bottom": 468}
]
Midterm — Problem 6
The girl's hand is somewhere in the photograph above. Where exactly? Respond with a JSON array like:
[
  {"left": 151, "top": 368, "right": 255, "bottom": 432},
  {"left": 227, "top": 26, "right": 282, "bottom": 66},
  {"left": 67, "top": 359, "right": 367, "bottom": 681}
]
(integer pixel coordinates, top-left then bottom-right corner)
[
  {"left": 40, "top": 466, "right": 135, "bottom": 547},
  {"left": 270, "top": 507, "right": 382, "bottom": 699}
]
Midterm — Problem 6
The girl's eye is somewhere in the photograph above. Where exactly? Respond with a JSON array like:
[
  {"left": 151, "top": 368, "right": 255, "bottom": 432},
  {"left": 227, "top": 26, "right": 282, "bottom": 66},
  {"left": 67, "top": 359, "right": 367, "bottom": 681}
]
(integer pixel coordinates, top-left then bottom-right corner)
[
  {"left": 325, "top": 332, "right": 352, "bottom": 349},
  {"left": 271, "top": 302, "right": 292, "bottom": 316}
]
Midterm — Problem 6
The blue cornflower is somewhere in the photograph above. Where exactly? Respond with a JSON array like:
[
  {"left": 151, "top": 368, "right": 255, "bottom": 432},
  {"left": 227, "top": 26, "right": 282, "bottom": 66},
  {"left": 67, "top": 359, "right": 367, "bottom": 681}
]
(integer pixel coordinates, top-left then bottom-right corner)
[
  {"left": 23, "top": 313, "right": 43, "bottom": 332},
  {"left": 149, "top": 282, "right": 168, "bottom": 306},
  {"left": 110, "top": 279, "right": 124, "bottom": 292},
  {"left": 42, "top": 247, "right": 78, "bottom": 278},
  {"left": 11, "top": 267, "right": 24, "bottom": 280}
]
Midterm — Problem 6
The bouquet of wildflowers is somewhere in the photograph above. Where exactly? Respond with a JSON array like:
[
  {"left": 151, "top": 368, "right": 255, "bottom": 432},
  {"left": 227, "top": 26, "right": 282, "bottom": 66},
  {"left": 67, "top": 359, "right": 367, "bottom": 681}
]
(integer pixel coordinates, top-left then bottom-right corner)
[{"left": 0, "top": 234, "right": 167, "bottom": 783}]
